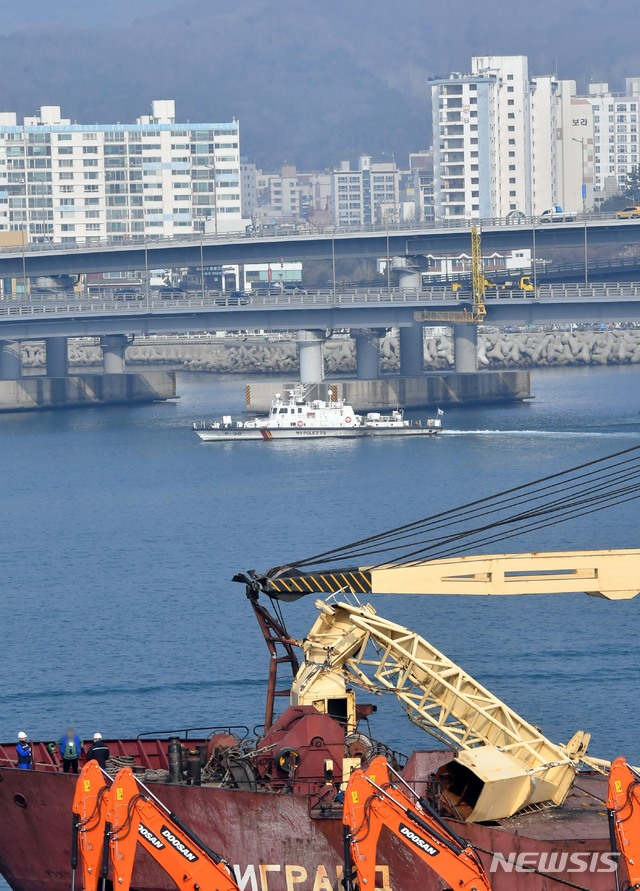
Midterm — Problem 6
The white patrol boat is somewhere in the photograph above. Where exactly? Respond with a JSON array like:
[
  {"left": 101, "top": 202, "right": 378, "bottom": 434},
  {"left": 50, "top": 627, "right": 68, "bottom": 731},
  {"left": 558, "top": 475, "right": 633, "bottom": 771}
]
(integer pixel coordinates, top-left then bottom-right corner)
[{"left": 192, "top": 386, "right": 443, "bottom": 442}]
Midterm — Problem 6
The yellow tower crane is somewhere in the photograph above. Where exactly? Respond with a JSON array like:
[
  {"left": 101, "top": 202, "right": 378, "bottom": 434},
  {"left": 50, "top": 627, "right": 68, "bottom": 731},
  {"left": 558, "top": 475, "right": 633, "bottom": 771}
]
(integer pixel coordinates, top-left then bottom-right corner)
[{"left": 414, "top": 225, "right": 487, "bottom": 324}]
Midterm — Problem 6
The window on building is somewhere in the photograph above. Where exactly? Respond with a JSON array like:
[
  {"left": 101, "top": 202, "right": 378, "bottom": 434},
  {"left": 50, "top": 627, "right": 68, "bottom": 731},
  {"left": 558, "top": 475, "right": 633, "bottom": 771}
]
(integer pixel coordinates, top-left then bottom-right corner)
[{"left": 509, "top": 190, "right": 516, "bottom": 197}]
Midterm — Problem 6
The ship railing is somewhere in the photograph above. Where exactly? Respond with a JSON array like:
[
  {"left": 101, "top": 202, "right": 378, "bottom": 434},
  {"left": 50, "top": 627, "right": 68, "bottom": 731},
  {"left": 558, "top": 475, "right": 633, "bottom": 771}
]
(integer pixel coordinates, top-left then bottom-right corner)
[{"left": 136, "top": 724, "right": 251, "bottom": 742}]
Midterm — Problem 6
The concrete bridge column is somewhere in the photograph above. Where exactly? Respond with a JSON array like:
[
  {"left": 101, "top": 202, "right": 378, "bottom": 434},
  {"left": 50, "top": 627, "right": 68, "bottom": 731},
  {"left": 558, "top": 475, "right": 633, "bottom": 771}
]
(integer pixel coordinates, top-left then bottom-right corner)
[
  {"left": 45, "top": 337, "right": 68, "bottom": 377},
  {"left": 353, "top": 329, "right": 380, "bottom": 380},
  {"left": 453, "top": 324, "right": 478, "bottom": 372},
  {"left": 399, "top": 324, "right": 424, "bottom": 376},
  {"left": 297, "top": 330, "right": 324, "bottom": 383},
  {"left": 101, "top": 334, "right": 128, "bottom": 374},
  {"left": 0, "top": 341, "right": 21, "bottom": 379},
  {"left": 391, "top": 257, "right": 421, "bottom": 290}
]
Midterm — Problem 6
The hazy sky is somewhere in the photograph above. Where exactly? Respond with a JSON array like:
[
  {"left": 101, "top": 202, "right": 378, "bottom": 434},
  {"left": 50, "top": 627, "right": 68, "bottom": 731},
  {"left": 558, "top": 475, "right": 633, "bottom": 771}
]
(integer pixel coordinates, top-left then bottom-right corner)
[{"left": 1, "top": 0, "right": 639, "bottom": 168}]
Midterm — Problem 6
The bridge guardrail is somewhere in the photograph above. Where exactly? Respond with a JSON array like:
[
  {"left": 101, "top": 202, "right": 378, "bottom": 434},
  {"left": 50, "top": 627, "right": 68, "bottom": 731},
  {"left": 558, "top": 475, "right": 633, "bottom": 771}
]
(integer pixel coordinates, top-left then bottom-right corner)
[
  {"left": 0, "top": 283, "right": 639, "bottom": 319},
  {"left": 0, "top": 211, "right": 636, "bottom": 257}
]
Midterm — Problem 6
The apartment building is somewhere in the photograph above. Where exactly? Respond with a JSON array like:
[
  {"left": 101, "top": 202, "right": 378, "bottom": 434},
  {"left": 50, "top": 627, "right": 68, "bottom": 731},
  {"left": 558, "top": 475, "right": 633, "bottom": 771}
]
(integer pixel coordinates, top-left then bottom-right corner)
[
  {"left": 331, "top": 155, "right": 400, "bottom": 227},
  {"left": 0, "top": 100, "right": 242, "bottom": 243},
  {"left": 586, "top": 80, "right": 640, "bottom": 204},
  {"left": 253, "top": 164, "right": 310, "bottom": 224},
  {"left": 431, "top": 56, "right": 533, "bottom": 220},
  {"left": 431, "top": 55, "right": 601, "bottom": 221}
]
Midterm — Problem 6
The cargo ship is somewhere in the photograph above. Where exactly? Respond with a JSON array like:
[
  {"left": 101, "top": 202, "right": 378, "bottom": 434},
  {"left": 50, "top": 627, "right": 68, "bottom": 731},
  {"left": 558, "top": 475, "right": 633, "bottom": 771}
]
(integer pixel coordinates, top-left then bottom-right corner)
[
  {"left": 0, "top": 445, "right": 638, "bottom": 891},
  {"left": 192, "top": 385, "right": 443, "bottom": 441}
]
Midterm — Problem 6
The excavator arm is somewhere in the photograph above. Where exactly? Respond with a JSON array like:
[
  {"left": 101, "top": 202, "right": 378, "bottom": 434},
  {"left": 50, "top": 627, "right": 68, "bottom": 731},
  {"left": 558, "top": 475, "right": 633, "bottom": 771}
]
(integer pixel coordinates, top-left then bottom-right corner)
[
  {"left": 343, "top": 756, "right": 491, "bottom": 891},
  {"left": 107, "top": 766, "right": 239, "bottom": 891},
  {"left": 71, "top": 761, "right": 110, "bottom": 891},
  {"left": 607, "top": 756, "right": 640, "bottom": 890},
  {"left": 72, "top": 764, "right": 239, "bottom": 891}
]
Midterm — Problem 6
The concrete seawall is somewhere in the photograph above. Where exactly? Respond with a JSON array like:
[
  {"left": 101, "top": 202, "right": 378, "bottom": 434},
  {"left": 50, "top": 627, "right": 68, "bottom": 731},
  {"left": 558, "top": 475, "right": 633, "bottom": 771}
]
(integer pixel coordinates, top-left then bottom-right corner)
[
  {"left": 18, "top": 329, "right": 640, "bottom": 375},
  {"left": 0, "top": 372, "right": 176, "bottom": 412}
]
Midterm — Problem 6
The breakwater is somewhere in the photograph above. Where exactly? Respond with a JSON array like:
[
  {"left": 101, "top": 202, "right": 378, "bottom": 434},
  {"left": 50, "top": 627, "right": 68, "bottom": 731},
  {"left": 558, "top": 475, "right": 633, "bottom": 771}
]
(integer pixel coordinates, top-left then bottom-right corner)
[{"left": 18, "top": 328, "right": 640, "bottom": 374}]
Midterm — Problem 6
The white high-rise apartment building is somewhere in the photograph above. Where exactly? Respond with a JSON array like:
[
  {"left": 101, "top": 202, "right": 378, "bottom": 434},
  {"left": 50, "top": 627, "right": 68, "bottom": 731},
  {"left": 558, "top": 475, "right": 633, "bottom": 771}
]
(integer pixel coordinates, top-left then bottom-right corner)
[
  {"left": 0, "top": 101, "right": 242, "bottom": 244},
  {"left": 331, "top": 156, "right": 400, "bottom": 227},
  {"left": 431, "top": 55, "right": 533, "bottom": 220},
  {"left": 431, "top": 56, "right": 594, "bottom": 221},
  {"left": 586, "top": 80, "right": 640, "bottom": 204}
]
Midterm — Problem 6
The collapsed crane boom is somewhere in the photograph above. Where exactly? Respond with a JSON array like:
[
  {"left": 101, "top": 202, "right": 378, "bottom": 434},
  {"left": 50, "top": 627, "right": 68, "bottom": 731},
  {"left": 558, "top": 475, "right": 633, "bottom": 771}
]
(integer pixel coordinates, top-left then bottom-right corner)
[{"left": 289, "top": 598, "right": 592, "bottom": 821}]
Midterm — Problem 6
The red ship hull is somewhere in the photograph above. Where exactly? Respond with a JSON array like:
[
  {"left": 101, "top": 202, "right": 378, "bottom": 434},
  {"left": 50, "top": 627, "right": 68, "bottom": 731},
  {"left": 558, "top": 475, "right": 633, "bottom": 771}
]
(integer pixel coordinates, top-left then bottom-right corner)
[{"left": 0, "top": 740, "right": 623, "bottom": 891}]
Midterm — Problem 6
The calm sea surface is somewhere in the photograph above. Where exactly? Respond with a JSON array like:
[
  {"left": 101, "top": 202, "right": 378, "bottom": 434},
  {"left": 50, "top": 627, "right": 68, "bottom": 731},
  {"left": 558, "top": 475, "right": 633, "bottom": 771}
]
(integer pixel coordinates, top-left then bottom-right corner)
[{"left": 1, "top": 366, "right": 639, "bottom": 784}]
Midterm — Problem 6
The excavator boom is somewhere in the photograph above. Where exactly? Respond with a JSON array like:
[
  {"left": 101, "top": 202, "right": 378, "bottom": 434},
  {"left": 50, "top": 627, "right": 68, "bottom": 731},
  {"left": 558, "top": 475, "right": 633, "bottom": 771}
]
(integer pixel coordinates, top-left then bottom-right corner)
[
  {"left": 108, "top": 767, "right": 239, "bottom": 891},
  {"left": 72, "top": 765, "right": 239, "bottom": 891},
  {"left": 343, "top": 756, "right": 491, "bottom": 891},
  {"left": 607, "top": 756, "right": 640, "bottom": 890},
  {"left": 71, "top": 762, "right": 110, "bottom": 891}
]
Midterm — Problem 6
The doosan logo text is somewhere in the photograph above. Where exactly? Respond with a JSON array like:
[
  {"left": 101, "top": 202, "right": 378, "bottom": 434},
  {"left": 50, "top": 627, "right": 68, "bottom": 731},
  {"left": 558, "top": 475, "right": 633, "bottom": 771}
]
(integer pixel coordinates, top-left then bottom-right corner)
[
  {"left": 398, "top": 823, "right": 438, "bottom": 856},
  {"left": 161, "top": 825, "right": 199, "bottom": 862},
  {"left": 138, "top": 823, "right": 164, "bottom": 850},
  {"left": 490, "top": 852, "right": 618, "bottom": 874}
]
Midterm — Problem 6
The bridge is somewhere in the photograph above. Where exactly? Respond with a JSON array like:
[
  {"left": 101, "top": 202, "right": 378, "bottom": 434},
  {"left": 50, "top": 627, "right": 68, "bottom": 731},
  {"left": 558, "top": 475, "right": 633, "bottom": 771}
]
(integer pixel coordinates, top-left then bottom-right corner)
[
  {"left": 0, "top": 283, "right": 638, "bottom": 383},
  {"left": 2, "top": 216, "right": 640, "bottom": 278}
]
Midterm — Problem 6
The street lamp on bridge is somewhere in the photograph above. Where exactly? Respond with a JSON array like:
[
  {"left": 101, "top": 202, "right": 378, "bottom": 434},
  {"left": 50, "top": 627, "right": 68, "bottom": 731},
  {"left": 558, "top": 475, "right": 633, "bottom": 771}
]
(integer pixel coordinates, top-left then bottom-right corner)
[{"left": 572, "top": 136, "right": 589, "bottom": 286}]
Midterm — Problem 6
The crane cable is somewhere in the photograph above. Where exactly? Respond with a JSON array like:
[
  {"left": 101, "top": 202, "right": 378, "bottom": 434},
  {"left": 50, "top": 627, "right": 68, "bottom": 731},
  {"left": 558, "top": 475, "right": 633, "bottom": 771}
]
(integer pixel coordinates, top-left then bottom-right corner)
[{"left": 281, "top": 443, "right": 640, "bottom": 571}]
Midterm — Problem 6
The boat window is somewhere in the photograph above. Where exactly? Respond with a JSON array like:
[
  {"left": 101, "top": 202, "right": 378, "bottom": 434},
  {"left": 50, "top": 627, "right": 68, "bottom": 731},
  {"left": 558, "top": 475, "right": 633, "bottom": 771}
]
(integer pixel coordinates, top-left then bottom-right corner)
[
  {"left": 279, "top": 407, "right": 287, "bottom": 414},
  {"left": 298, "top": 407, "right": 303, "bottom": 413}
]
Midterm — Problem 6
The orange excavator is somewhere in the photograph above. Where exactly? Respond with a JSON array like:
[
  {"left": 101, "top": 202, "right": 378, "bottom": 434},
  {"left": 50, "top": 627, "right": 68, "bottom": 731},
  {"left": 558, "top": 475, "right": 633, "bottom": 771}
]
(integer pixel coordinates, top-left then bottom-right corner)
[
  {"left": 71, "top": 763, "right": 239, "bottom": 891},
  {"left": 342, "top": 756, "right": 492, "bottom": 891},
  {"left": 607, "top": 756, "right": 640, "bottom": 890}
]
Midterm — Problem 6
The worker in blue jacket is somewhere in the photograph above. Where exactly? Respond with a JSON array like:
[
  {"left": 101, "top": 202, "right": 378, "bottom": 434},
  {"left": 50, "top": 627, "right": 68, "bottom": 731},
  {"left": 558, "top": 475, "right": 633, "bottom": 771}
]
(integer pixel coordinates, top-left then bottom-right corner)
[
  {"left": 59, "top": 728, "right": 83, "bottom": 774},
  {"left": 16, "top": 732, "right": 33, "bottom": 770}
]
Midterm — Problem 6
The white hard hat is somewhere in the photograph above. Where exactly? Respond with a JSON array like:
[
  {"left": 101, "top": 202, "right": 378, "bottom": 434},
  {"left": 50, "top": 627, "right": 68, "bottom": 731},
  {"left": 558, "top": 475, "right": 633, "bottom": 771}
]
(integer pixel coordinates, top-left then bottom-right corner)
[
  {"left": 17, "top": 732, "right": 27, "bottom": 740},
  {"left": 93, "top": 733, "right": 102, "bottom": 741}
]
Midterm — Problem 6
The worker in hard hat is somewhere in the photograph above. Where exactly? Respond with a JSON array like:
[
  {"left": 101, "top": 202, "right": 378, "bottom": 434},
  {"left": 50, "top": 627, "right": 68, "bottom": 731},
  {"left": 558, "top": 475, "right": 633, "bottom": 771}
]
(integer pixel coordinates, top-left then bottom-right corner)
[
  {"left": 85, "top": 733, "right": 110, "bottom": 769},
  {"left": 16, "top": 732, "right": 33, "bottom": 770}
]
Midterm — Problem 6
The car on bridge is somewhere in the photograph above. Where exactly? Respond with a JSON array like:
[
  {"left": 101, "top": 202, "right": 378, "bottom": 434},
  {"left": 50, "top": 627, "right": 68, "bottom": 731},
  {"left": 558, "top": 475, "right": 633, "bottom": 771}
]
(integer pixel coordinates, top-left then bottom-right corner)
[
  {"left": 215, "top": 291, "right": 249, "bottom": 306},
  {"left": 616, "top": 205, "right": 640, "bottom": 219},
  {"left": 153, "top": 285, "right": 188, "bottom": 298}
]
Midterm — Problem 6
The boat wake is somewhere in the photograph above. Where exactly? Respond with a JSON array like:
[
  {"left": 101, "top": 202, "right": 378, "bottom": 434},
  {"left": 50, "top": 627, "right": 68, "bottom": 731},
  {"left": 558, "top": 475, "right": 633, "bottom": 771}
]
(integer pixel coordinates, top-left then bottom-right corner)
[{"left": 440, "top": 428, "right": 640, "bottom": 438}]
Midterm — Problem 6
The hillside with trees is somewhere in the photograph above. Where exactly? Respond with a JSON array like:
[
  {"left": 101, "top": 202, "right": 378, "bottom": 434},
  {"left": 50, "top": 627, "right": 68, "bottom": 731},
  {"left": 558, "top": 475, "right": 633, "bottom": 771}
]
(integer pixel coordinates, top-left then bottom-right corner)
[{"left": 1, "top": 0, "right": 639, "bottom": 169}]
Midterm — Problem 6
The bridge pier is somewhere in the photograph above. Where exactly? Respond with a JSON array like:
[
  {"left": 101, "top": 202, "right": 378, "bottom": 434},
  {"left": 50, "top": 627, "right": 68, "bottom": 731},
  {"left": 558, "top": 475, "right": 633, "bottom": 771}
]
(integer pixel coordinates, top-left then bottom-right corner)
[
  {"left": 297, "top": 330, "right": 324, "bottom": 383},
  {"left": 0, "top": 341, "right": 21, "bottom": 379},
  {"left": 353, "top": 329, "right": 381, "bottom": 380},
  {"left": 45, "top": 337, "right": 68, "bottom": 377},
  {"left": 453, "top": 324, "right": 478, "bottom": 372},
  {"left": 101, "top": 335, "right": 128, "bottom": 374},
  {"left": 391, "top": 257, "right": 421, "bottom": 290},
  {"left": 399, "top": 324, "right": 424, "bottom": 376}
]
